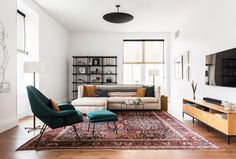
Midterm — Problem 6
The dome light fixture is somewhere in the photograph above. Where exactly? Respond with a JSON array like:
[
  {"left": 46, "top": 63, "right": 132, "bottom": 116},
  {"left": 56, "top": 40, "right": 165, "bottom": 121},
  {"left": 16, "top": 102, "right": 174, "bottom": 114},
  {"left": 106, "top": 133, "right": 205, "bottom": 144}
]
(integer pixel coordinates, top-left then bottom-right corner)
[{"left": 103, "top": 5, "right": 134, "bottom": 24}]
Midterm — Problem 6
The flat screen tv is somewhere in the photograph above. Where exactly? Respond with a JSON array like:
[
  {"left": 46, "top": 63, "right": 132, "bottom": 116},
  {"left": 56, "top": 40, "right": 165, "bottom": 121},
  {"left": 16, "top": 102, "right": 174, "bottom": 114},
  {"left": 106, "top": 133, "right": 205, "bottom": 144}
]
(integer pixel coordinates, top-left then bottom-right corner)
[{"left": 205, "top": 47, "right": 236, "bottom": 87}]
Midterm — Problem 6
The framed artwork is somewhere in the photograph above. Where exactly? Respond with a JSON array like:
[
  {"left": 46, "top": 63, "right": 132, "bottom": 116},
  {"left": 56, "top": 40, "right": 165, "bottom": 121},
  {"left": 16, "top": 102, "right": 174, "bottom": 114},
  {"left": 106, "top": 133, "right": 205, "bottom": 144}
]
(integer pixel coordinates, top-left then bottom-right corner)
[
  {"left": 183, "top": 51, "right": 190, "bottom": 64},
  {"left": 78, "top": 67, "right": 86, "bottom": 74},
  {"left": 92, "top": 58, "right": 100, "bottom": 65},
  {"left": 175, "top": 56, "right": 183, "bottom": 79},
  {"left": 184, "top": 65, "right": 190, "bottom": 81}
]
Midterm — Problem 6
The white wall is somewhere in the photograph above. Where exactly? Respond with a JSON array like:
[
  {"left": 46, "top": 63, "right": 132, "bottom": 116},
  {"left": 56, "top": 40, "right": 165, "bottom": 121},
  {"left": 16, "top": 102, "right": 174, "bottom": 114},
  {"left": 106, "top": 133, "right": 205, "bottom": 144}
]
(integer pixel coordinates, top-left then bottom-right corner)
[
  {"left": 171, "top": 0, "right": 236, "bottom": 106},
  {"left": 69, "top": 32, "right": 171, "bottom": 100},
  {"left": 0, "top": 0, "right": 18, "bottom": 133},
  {"left": 19, "top": 0, "right": 70, "bottom": 102}
]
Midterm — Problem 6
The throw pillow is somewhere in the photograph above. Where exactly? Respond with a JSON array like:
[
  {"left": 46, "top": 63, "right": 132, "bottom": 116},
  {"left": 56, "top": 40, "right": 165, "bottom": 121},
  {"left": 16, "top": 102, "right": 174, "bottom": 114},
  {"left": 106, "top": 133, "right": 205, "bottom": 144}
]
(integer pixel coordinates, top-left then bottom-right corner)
[
  {"left": 96, "top": 90, "right": 108, "bottom": 97},
  {"left": 144, "top": 85, "right": 155, "bottom": 97},
  {"left": 50, "top": 99, "right": 60, "bottom": 112},
  {"left": 83, "top": 85, "right": 96, "bottom": 97},
  {"left": 136, "top": 88, "right": 146, "bottom": 97}
]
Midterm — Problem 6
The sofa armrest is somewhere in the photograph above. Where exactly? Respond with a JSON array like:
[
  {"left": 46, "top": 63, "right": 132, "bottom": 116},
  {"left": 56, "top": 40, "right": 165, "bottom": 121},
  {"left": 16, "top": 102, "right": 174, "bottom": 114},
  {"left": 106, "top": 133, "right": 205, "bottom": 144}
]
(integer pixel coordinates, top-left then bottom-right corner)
[
  {"left": 78, "top": 85, "right": 84, "bottom": 98},
  {"left": 155, "top": 86, "right": 161, "bottom": 98}
]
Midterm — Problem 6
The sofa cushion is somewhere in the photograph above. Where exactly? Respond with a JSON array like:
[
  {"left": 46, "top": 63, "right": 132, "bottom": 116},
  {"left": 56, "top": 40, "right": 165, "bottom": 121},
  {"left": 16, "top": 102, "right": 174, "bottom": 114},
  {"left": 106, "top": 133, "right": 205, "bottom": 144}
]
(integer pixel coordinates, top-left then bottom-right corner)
[
  {"left": 107, "top": 97, "right": 159, "bottom": 103},
  {"left": 107, "top": 97, "right": 139, "bottom": 103},
  {"left": 87, "top": 110, "right": 118, "bottom": 122},
  {"left": 96, "top": 90, "right": 108, "bottom": 97},
  {"left": 107, "top": 92, "right": 136, "bottom": 97},
  {"left": 83, "top": 85, "right": 96, "bottom": 97},
  {"left": 136, "top": 88, "right": 146, "bottom": 97},
  {"left": 140, "top": 97, "right": 159, "bottom": 103},
  {"left": 144, "top": 85, "right": 155, "bottom": 97},
  {"left": 72, "top": 97, "right": 107, "bottom": 106},
  {"left": 96, "top": 84, "right": 143, "bottom": 92}
]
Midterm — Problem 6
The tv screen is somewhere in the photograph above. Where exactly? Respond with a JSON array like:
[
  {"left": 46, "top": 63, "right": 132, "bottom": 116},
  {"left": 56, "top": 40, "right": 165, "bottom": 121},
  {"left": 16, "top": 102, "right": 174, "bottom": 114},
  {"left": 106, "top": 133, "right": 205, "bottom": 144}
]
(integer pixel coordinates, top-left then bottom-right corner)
[{"left": 205, "top": 47, "right": 236, "bottom": 87}]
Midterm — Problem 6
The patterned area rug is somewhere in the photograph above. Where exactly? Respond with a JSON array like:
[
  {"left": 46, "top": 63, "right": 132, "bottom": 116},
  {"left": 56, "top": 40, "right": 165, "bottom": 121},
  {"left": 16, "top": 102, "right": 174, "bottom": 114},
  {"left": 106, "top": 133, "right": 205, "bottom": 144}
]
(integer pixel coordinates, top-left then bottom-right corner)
[{"left": 17, "top": 111, "right": 218, "bottom": 150}]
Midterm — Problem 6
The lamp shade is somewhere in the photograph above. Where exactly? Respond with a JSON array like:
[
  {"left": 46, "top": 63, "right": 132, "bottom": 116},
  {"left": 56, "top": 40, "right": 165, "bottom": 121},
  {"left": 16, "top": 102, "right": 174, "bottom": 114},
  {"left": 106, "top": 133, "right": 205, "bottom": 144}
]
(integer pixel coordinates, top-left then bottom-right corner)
[
  {"left": 149, "top": 69, "right": 159, "bottom": 76},
  {"left": 24, "top": 62, "right": 44, "bottom": 73}
]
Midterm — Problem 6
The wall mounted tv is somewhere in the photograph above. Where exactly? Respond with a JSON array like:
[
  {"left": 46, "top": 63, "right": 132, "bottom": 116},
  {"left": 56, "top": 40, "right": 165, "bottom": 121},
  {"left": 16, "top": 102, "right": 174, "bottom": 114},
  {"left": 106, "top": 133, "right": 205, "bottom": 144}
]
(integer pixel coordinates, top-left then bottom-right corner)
[{"left": 205, "top": 47, "right": 236, "bottom": 87}]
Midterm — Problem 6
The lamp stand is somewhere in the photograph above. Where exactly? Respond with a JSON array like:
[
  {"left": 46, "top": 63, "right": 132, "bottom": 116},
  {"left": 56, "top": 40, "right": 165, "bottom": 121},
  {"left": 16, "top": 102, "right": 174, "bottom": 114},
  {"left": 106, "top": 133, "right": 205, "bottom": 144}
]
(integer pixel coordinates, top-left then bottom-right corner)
[
  {"left": 152, "top": 75, "right": 155, "bottom": 86},
  {"left": 25, "top": 72, "right": 41, "bottom": 133}
]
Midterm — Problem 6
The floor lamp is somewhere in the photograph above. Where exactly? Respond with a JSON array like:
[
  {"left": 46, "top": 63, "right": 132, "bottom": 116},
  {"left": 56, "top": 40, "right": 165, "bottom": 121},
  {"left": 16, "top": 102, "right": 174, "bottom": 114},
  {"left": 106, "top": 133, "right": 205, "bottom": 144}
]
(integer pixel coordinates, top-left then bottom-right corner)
[
  {"left": 24, "top": 61, "right": 44, "bottom": 133},
  {"left": 149, "top": 69, "right": 159, "bottom": 85}
]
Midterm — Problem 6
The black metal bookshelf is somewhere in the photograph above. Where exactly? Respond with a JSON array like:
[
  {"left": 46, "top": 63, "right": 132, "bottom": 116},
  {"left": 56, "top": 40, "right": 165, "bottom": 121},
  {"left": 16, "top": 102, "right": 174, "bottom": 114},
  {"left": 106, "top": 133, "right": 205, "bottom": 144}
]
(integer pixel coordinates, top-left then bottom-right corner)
[{"left": 72, "top": 56, "right": 117, "bottom": 99}]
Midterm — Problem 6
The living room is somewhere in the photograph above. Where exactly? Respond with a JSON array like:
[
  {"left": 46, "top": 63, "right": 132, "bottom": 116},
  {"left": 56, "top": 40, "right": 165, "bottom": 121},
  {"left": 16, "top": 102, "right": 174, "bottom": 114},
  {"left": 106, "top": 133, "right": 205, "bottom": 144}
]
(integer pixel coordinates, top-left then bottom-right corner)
[{"left": 1, "top": 0, "right": 236, "bottom": 158}]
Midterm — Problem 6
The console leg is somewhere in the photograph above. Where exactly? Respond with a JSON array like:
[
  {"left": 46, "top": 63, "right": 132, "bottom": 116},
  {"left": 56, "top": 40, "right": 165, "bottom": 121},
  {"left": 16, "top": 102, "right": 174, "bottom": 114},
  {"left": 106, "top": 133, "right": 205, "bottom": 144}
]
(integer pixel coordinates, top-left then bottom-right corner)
[
  {"left": 227, "top": 136, "right": 231, "bottom": 145},
  {"left": 182, "top": 112, "right": 184, "bottom": 118},
  {"left": 192, "top": 117, "right": 194, "bottom": 124},
  {"left": 207, "top": 125, "right": 209, "bottom": 132}
]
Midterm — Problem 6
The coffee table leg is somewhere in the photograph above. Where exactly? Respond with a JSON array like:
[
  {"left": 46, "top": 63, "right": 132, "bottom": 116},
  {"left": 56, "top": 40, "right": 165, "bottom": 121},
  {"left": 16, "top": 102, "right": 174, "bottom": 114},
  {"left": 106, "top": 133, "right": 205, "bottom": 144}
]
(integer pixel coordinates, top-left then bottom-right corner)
[{"left": 114, "top": 121, "right": 118, "bottom": 135}]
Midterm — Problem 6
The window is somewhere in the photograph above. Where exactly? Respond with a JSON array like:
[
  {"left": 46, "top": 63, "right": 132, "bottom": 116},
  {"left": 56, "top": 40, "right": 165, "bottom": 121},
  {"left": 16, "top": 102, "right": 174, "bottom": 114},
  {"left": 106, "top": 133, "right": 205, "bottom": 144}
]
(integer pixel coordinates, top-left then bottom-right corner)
[
  {"left": 123, "top": 40, "right": 165, "bottom": 87},
  {"left": 17, "top": 10, "right": 28, "bottom": 95}
]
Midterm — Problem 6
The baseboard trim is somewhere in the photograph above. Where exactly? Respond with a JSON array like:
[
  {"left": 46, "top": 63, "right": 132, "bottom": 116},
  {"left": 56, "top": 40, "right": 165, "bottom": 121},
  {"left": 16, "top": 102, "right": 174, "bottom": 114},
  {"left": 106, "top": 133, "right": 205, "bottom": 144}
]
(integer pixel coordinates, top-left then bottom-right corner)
[{"left": 0, "top": 117, "right": 18, "bottom": 133}]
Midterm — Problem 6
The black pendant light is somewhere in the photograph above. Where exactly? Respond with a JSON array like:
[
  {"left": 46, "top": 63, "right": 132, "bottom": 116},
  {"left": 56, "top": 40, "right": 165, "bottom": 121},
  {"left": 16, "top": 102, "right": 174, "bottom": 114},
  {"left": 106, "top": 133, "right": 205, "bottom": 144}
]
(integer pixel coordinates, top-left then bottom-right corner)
[{"left": 103, "top": 5, "right": 134, "bottom": 23}]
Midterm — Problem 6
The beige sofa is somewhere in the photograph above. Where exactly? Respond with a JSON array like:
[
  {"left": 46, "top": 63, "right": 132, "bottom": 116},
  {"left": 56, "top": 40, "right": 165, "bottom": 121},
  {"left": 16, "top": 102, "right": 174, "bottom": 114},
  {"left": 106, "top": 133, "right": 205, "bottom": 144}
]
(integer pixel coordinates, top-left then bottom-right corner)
[{"left": 71, "top": 84, "right": 161, "bottom": 114}]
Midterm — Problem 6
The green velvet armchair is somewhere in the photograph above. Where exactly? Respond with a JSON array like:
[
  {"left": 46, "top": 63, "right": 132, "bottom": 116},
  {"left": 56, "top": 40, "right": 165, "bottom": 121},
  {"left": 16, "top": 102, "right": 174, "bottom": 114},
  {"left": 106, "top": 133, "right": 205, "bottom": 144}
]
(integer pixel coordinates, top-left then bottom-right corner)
[{"left": 26, "top": 86, "right": 83, "bottom": 148}]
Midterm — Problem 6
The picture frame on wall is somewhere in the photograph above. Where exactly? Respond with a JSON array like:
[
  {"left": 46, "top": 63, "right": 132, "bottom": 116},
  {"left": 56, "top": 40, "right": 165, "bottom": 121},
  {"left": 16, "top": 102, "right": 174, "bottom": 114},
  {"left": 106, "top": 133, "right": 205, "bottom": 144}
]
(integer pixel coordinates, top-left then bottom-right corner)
[
  {"left": 175, "top": 55, "right": 183, "bottom": 79},
  {"left": 183, "top": 51, "right": 190, "bottom": 64},
  {"left": 184, "top": 65, "right": 190, "bottom": 81}
]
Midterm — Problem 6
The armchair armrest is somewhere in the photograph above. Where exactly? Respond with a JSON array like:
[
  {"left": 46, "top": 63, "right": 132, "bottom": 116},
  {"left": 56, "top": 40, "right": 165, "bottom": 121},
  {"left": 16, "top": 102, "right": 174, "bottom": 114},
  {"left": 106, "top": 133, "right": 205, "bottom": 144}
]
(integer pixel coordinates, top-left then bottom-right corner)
[
  {"left": 58, "top": 103, "right": 75, "bottom": 110},
  {"left": 155, "top": 86, "right": 161, "bottom": 98},
  {"left": 52, "top": 110, "right": 77, "bottom": 117},
  {"left": 77, "top": 86, "right": 84, "bottom": 98}
]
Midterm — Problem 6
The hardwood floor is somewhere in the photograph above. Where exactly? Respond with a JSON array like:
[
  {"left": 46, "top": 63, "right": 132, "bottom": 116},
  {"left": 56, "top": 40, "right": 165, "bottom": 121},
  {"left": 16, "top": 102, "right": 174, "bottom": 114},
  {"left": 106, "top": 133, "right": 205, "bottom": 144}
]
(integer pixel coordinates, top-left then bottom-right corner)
[{"left": 1, "top": 103, "right": 236, "bottom": 159}]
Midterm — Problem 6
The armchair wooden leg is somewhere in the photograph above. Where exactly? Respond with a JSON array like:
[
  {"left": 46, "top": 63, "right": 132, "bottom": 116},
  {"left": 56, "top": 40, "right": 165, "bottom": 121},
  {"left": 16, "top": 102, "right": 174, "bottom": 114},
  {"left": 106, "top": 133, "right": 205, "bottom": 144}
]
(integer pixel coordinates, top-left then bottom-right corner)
[
  {"left": 88, "top": 121, "right": 90, "bottom": 131},
  {"left": 35, "top": 124, "right": 47, "bottom": 150},
  {"left": 92, "top": 122, "right": 96, "bottom": 137},
  {"left": 72, "top": 125, "right": 81, "bottom": 142}
]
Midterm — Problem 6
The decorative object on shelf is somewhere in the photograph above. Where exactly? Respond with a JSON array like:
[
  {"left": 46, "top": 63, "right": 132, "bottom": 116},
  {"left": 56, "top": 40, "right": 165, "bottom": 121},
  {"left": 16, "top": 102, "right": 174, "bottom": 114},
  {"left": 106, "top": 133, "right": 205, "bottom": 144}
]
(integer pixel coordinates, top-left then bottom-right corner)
[
  {"left": 105, "top": 58, "right": 114, "bottom": 65},
  {"left": 0, "top": 20, "right": 11, "bottom": 93},
  {"left": 103, "top": 5, "right": 134, "bottom": 24},
  {"left": 24, "top": 61, "right": 45, "bottom": 133},
  {"left": 106, "top": 69, "right": 112, "bottom": 74},
  {"left": 175, "top": 55, "right": 183, "bottom": 79},
  {"left": 77, "top": 79, "right": 85, "bottom": 83},
  {"left": 106, "top": 76, "right": 112, "bottom": 83},
  {"left": 76, "top": 61, "right": 86, "bottom": 65},
  {"left": 95, "top": 76, "right": 101, "bottom": 81},
  {"left": 78, "top": 67, "right": 86, "bottom": 74},
  {"left": 149, "top": 69, "right": 159, "bottom": 85},
  {"left": 191, "top": 80, "right": 198, "bottom": 100},
  {"left": 92, "top": 58, "right": 100, "bottom": 65},
  {"left": 222, "top": 101, "right": 236, "bottom": 110},
  {"left": 95, "top": 68, "right": 100, "bottom": 74}
]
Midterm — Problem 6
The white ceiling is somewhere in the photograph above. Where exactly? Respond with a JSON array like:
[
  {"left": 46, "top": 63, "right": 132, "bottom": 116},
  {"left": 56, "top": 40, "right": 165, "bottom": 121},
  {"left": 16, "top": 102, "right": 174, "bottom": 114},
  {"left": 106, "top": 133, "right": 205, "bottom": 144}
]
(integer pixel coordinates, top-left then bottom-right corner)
[{"left": 34, "top": 0, "right": 200, "bottom": 33}]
